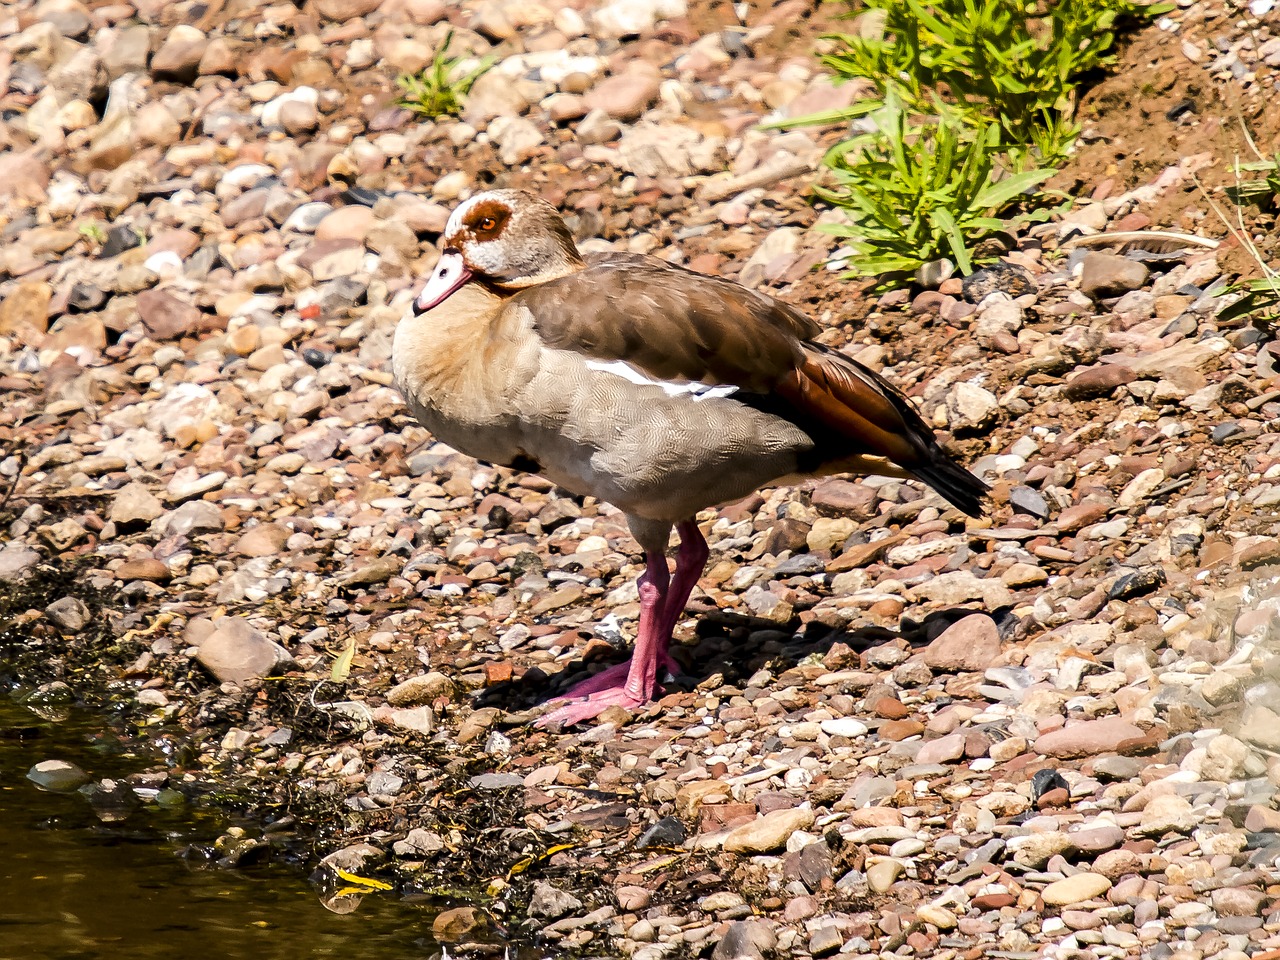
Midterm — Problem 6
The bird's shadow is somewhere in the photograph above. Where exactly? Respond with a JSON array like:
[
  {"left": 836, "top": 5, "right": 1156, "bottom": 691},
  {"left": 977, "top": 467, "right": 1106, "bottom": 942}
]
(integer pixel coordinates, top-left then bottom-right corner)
[{"left": 474, "top": 602, "right": 1021, "bottom": 715}]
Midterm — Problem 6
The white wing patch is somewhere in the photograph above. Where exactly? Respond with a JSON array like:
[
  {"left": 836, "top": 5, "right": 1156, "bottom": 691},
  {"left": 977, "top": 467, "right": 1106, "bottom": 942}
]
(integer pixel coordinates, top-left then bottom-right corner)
[{"left": 585, "top": 359, "right": 739, "bottom": 401}]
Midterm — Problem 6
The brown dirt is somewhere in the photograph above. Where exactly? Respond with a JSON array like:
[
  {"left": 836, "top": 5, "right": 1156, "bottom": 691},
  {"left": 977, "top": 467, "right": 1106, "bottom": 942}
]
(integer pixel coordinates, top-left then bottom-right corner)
[{"left": 1060, "top": 4, "right": 1280, "bottom": 277}]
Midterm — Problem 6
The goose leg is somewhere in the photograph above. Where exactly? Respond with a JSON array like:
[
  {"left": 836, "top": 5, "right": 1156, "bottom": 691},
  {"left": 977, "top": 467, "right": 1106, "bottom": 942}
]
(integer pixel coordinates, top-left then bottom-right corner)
[
  {"left": 537, "top": 547, "right": 671, "bottom": 726},
  {"left": 538, "top": 517, "right": 716, "bottom": 727},
  {"left": 659, "top": 520, "right": 709, "bottom": 642}
]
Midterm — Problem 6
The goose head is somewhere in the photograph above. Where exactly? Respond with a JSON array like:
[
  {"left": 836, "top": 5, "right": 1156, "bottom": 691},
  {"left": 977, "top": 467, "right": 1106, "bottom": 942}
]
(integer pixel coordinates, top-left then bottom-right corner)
[{"left": 413, "top": 190, "right": 584, "bottom": 315}]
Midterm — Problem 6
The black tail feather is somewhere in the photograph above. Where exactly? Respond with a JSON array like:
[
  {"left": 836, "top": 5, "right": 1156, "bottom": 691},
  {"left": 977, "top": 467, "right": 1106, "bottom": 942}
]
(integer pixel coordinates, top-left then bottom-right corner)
[{"left": 911, "top": 453, "right": 990, "bottom": 519}]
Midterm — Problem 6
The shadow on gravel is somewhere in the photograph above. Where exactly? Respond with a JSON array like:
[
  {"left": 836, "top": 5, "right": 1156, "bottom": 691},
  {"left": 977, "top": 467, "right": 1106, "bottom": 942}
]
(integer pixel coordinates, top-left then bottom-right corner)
[{"left": 477, "top": 602, "right": 1024, "bottom": 714}]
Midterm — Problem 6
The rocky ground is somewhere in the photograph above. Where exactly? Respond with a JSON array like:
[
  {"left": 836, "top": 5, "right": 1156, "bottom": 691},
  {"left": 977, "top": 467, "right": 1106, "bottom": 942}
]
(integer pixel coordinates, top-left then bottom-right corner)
[{"left": 5, "top": 0, "right": 1280, "bottom": 957}]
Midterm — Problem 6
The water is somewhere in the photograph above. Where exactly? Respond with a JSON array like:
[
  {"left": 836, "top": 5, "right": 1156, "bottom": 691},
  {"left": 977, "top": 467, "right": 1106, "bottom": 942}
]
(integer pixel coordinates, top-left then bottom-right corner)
[{"left": 0, "top": 701, "right": 472, "bottom": 960}]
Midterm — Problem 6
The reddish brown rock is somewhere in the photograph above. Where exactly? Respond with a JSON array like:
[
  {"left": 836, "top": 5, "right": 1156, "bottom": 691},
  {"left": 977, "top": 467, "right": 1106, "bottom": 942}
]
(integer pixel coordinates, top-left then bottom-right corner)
[
  {"left": 869, "top": 696, "right": 909, "bottom": 719},
  {"left": 811, "top": 478, "right": 877, "bottom": 518},
  {"left": 916, "top": 733, "right": 966, "bottom": 764},
  {"left": 1033, "top": 718, "right": 1147, "bottom": 759},
  {"left": 234, "top": 523, "right": 290, "bottom": 557},
  {"left": 1063, "top": 363, "right": 1137, "bottom": 400},
  {"left": 879, "top": 719, "right": 925, "bottom": 741},
  {"left": 116, "top": 558, "right": 172, "bottom": 582},
  {"left": 583, "top": 69, "right": 660, "bottom": 121},
  {"left": 136, "top": 289, "right": 200, "bottom": 340},
  {"left": 1239, "top": 540, "right": 1280, "bottom": 571},
  {"left": 1055, "top": 501, "right": 1110, "bottom": 533},
  {"left": 0, "top": 281, "right": 51, "bottom": 340},
  {"left": 922, "top": 615, "right": 1001, "bottom": 673}
]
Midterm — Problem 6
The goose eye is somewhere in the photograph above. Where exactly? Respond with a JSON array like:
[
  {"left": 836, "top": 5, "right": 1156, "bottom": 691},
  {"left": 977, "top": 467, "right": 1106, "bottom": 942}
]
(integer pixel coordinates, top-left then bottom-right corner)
[{"left": 478, "top": 216, "right": 496, "bottom": 231}]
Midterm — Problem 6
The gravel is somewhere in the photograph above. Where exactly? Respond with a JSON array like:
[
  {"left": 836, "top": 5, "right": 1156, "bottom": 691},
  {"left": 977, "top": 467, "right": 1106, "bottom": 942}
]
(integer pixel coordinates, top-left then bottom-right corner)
[{"left": 2, "top": 0, "right": 1280, "bottom": 956}]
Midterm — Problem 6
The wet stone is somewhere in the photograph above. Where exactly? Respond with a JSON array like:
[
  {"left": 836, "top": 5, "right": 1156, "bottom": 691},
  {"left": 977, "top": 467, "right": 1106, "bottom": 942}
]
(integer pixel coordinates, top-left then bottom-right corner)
[
  {"left": 27, "top": 759, "right": 91, "bottom": 792},
  {"left": 432, "top": 906, "right": 489, "bottom": 943},
  {"left": 637, "top": 816, "right": 686, "bottom": 849}
]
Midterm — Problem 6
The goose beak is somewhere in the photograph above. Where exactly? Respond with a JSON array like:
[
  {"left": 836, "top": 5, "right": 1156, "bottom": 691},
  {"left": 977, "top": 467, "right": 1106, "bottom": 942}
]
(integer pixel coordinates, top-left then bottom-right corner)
[{"left": 414, "top": 250, "right": 471, "bottom": 315}]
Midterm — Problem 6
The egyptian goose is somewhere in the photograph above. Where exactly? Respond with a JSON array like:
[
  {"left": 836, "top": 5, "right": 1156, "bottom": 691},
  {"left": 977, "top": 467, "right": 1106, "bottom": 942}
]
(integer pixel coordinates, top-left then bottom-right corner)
[{"left": 394, "top": 189, "right": 988, "bottom": 726}]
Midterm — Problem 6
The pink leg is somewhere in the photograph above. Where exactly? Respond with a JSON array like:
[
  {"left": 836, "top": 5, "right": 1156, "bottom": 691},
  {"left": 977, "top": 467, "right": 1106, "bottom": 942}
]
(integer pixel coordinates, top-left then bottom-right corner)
[
  {"left": 537, "top": 548, "right": 670, "bottom": 727},
  {"left": 537, "top": 521, "right": 712, "bottom": 727},
  {"left": 551, "top": 525, "right": 707, "bottom": 701},
  {"left": 658, "top": 520, "right": 709, "bottom": 643}
]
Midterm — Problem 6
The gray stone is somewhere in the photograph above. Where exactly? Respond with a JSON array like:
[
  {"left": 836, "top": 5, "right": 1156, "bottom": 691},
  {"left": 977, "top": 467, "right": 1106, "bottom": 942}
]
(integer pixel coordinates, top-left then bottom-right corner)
[
  {"left": 164, "top": 500, "right": 225, "bottom": 537},
  {"left": 712, "top": 919, "right": 777, "bottom": 960},
  {"left": 0, "top": 543, "right": 41, "bottom": 582},
  {"left": 470, "top": 772, "right": 525, "bottom": 790},
  {"left": 910, "top": 571, "right": 1014, "bottom": 607},
  {"left": 489, "top": 116, "right": 544, "bottom": 165},
  {"left": 808, "top": 925, "right": 844, "bottom": 957},
  {"left": 366, "top": 770, "right": 405, "bottom": 797},
  {"left": 196, "top": 618, "right": 291, "bottom": 685},
  {"left": 45, "top": 597, "right": 90, "bottom": 632},
  {"left": 945, "top": 381, "right": 999, "bottom": 430},
  {"left": 109, "top": 482, "right": 164, "bottom": 526},
  {"left": 1136, "top": 794, "right": 1198, "bottom": 837},
  {"left": 1010, "top": 486, "right": 1049, "bottom": 519},
  {"left": 528, "top": 880, "right": 583, "bottom": 920},
  {"left": 394, "top": 828, "right": 446, "bottom": 856}
]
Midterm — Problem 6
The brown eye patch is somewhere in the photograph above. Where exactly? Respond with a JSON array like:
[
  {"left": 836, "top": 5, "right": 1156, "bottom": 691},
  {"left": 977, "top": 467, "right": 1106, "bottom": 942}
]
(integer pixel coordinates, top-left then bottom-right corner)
[{"left": 465, "top": 201, "right": 509, "bottom": 240}]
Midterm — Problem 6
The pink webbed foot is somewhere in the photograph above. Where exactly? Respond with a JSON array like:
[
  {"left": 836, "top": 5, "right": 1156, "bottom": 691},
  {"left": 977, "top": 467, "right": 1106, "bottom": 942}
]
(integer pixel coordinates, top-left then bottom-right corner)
[
  {"left": 535, "top": 653, "right": 681, "bottom": 727},
  {"left": 545, "top": 652, "right": 682, "bottom": 701},
  {"left": 536, "top": 686, "right": 652, "bottom": 728}
]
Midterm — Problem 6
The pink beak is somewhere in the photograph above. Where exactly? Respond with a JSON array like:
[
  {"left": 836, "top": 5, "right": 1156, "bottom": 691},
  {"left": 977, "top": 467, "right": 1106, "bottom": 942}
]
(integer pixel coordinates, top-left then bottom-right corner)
[{"left": 414, "top": 250, "right": 471, "bottom": 315}]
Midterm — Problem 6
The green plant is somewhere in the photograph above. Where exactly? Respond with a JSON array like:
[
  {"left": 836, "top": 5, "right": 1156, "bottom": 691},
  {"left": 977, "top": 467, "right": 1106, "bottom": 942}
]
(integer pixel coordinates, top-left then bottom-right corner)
[
  {"left": 78, "top": 222, "right": 107, "bottom": 246},
  {"left": 395, "top": 30, "right": 495, "bottom": 119},
  {"left": 1225, "top": 158, "right": 1280, "bottom": 210},
  {"left": 1202, "top": 129, "right": 1280, "bottom": 327},
  {"left": 1224, "top": 125, "right": 1280, "bottom": 211},
  {"left": 811, "top": 0, "right": 1171, "bottom": 163},
  {"left": 816, "top": 94, "right": 1054, "bottom": 283}
]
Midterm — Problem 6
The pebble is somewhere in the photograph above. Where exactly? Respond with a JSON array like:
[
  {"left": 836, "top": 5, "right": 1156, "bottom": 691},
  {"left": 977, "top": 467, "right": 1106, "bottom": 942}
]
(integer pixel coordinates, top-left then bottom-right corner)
[
  {"left": 1042, "top": 872, "right": 1113, "bottom": 906},
  {"left": 386, "top": 672, "right": 457, "bottom": 705},
  {"left": 528, "top": 880, "right": 583, "bottom": 920},
  {"left": 922, "top": 614, "right": 1002, "bottom": 672},
  {"left": 45, "top": 597, "right": 90, "bottom": 632},
  {"left": 195, "top": 618, "right": 292, "bottom": 685},
  {"left": 724, "top": 807, "right": 815, "bottom": 854},
  {"left": 27, "top": 759, "right": 91, "bottom": 792},
  {"left": 1033, "top": 717, "right": 1148, "bottom": 758}
]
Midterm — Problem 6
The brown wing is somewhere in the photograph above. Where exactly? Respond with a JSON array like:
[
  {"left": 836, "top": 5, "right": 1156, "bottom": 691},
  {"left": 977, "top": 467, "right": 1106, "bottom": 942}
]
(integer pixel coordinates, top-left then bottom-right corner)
[
  {"left": 512, "top": 252, "right": 819, "bottom": 392},
  {"left": 513, "top": 254, "right": 988, "bottom": 516}
]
